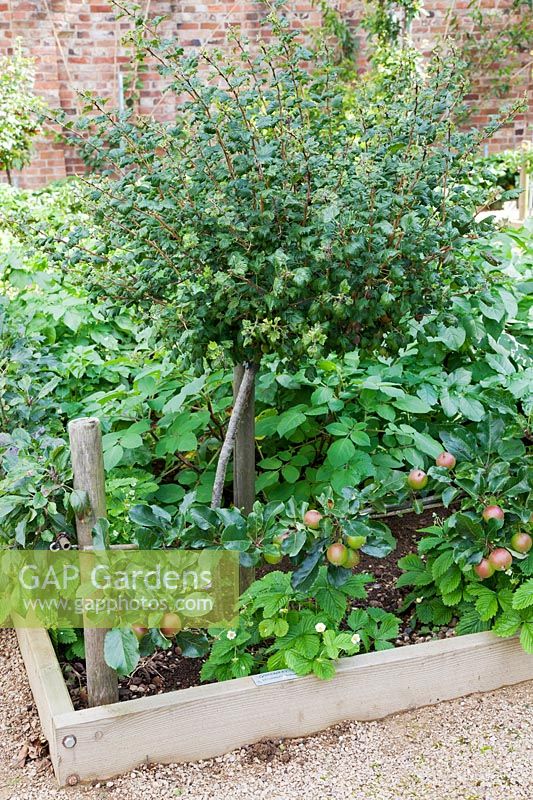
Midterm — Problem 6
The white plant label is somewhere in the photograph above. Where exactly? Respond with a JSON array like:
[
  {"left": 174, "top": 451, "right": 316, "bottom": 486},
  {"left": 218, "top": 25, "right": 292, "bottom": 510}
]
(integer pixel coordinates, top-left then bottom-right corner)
[{"left": 251, "top": 669, "right": 298, "bottom": 687}]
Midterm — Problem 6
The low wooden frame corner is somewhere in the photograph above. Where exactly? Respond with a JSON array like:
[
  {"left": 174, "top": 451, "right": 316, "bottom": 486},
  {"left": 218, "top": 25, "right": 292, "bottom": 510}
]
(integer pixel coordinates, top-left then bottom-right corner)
[{"left": 15, "top": 626, "right": 533, "bottom": 787}]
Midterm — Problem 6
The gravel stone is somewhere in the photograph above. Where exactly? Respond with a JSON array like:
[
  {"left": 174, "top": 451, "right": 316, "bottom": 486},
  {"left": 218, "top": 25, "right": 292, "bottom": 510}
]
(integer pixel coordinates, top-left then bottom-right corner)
[{"left": 1, "top": 629, "right": 532, "bottom": 800}]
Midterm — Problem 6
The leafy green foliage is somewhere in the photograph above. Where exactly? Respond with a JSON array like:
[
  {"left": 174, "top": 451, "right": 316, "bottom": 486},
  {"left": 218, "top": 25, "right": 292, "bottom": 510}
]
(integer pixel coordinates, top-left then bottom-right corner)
[
  {"left": 104, "top": 627, "right": 140, "bottom": 676},
  {"left": 201, "top": 567, "right": 399, "bottom": 682},
  {"left": 1, "top": 185, "right": 530, "bottom": 544},
  {"left": 0, "top": 40, "right": 44, "bottom": 181},
  {"left": 127, "top": 491, "right": 395, "bottom": 591},
  {"left": 397, "top": 419, "right": 533, "bottom": 652},
  {"left": 1, "top": 37, "right": 532, "bottom": 683},
  {"left": 49, "top": 10, "right": 503, "bottom": 368}
]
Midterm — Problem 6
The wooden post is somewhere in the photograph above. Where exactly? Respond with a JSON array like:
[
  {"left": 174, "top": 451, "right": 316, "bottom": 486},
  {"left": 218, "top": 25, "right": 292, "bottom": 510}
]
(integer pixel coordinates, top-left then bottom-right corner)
[
  {"left": 68, "top": 417, "right": 119, "bottom": 708},
  {"left": 233, "top": 365, "right": 256, "bottom": 591},
  {"left": 518, "top": 145, "right": 530, "bottom": 221}
]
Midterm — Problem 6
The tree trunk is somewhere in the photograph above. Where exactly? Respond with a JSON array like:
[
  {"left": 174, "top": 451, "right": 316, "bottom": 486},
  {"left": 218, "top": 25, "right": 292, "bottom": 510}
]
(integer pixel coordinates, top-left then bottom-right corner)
[
  {"left": 210, "top": 362, "right": 258, "bottom": 510},
  {"left": 232, "top": 364, "right": 257, "bottom": 592},
  {"left": 5, "top": 168, "right": 12, "bottom": 186},
  {"left": 232, "top": 364, "right": 256, "bottom": 514}
]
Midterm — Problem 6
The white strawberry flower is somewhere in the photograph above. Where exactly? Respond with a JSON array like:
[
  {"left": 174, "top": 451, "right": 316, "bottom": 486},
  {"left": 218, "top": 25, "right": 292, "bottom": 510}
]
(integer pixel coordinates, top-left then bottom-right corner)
[
  {"left": 351, "top": 633, "right": 361, "bottom": 645},
  {"left": 226, "top": 630, "right": 237, "bottom": 640},
  {"left": 315, "top": 622, "right": 326, "bottom": 634}
]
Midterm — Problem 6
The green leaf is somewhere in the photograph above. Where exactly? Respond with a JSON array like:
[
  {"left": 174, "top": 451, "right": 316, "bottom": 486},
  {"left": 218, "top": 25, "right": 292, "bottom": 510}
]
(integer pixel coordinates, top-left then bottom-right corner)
[
  {"left": 315, "top": 585, "right": 347, "bottom": 622},
  {"left": 398, "top": 554, "right": 425, "bottom": 571},
  {"left": 120, "top": 431, "right": 144, "bottom": 449},
  {"left": 512, "top": 579, "right": 533, "bottom": 611},
  {"left": 393, "top": 396, "right": 432, "bottom": 414},
  {"left": 474, "top": 588, "right": 499, "bottom": 621},
  {"left": 277, "top": 409, "right": 307, "bottom": 437},
  {"left": 455, "top": 513, "right": 483, "bottom": 539},
  {"left": 69, "top": 489, "right": 90, "bottom": 518},
  {"left": 284, "top": 650, "right": 313, "bottom": 676},
  {"left": 291, "top": 539, "right": 325, "bottom": 590},
  {"left": 175, "top": 631, "right": 210, "bottom": 658},
  {"left": 167, "top": 431, "right": 198, "bottom": 453},
  {"left": 492, "top": 610, "right": 522, "bottom": 638},
  {"left": 431, "top": 550, "right": 455, "bottom": 580},
  {"left": 221, "top": 524, "right": 250, "bottom": 551},
  {"left": 274, "top": 618, "right": 289, "bottom": 637},
  {"left": 129, "top": 504, "right": 170, "bottom": 528},
  {"left": 439, "top": 430, "right": 474, "bottom": 461},
  {"left": 104, "top": 443, "right": 123, "bottom": 471},
  {"left": 340, "top": 573, "right": 373, "bottom": 598},
  {"left": 519, "top": 621, "right": 533, "bottom": 654},
  {"left": 104, "top": 628, "right": 140, "bottom": 676},
  {"left": 359, "top": 521, "right": 396, "bottom": 558},
  {"left": 281, "top": 465, "right": 299, "bottom": 483},
  {"left": 326, "top": 422, "right": 351, "bottom": 436},
  {"left": 312, "top": 658, "right": 336, "bottom": 680},
  {"left": 91, "top": 517, "right": 109, "bottom": 550},
  {"left": 411, "top": 431, "right": 443, "bottom": 458},
  {"left": 441, "top": 587, "right": 463, "bottom": 606},
  {"left": 162, "top": 376, "right": 206, "bottom": 414},
  {"left": 155, "top": 484, "right": 184, "bottom": 503},
  {"left": 437, "top": 324, "right": 466, "bottom": 351},
  {"left": 258, "top": 619, "right": 275, "bottom": 638},
  {"left": 322, "top": 629, "right": 339, "bottom": 660},
  {"left": 455, "top": 609, "right": 490, "bottom": 635},
  {"left": 326, "top": 437, "right": 356, "bottom": 468},
  {"left": 458, "top": 396, "right": 485, "bottom": 422},
  {"left": 347, "top": 608, "right": 369, "bottom": 630},
  {"left": 230, "top": 653, "right": 255, "bottom": 678},
  {"left": 437, "top": 566, "right": 462, "bottom": 595},
  {"left": 280, "top": 529, "right": 307, "bottom": 557},
  {"left": 350, "top": 430, "right": 371, "bottom": 447}
]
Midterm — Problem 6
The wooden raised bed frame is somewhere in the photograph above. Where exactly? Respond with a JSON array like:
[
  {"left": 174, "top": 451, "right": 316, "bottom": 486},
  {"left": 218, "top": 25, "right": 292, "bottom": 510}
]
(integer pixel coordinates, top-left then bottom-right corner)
[{"left": 16, "top": 625, "right": 533, "bottom": 787}]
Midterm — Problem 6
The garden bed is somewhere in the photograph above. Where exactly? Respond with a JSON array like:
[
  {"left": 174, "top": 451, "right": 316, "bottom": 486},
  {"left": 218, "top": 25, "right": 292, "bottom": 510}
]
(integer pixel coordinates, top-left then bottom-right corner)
[
  {"left": 16, "top": 622, "right": 533, "bottom": 787},
  {"left": 15, "top": 509, "right": 533, "bottom": 787},
  {"left": 62, "top": 509, "right": 454, "bottom": 708}
]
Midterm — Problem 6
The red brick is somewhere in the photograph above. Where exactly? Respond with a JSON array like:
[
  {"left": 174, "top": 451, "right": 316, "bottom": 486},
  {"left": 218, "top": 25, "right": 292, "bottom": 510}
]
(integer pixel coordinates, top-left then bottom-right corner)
[{"left": 1, "top": 0, "right": 530, "bottom": 187}]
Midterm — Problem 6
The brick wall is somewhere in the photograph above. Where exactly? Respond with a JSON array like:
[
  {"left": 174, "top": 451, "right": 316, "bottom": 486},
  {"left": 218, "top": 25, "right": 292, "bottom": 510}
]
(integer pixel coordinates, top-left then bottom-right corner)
[{"left": 0, "top": 0, "right": 531, "bottom": 188}]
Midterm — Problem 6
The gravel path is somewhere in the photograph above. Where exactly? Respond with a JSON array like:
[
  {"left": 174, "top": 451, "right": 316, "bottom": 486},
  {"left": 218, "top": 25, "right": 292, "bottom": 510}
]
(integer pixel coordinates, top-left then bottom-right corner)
[{"left": 1, "top": 629, "right": 532, "bottom": 800}]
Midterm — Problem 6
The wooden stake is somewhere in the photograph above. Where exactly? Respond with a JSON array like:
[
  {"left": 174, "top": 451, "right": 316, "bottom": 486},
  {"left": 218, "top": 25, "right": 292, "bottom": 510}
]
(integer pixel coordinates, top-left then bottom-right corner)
[{"left": 68, "top": 417, "right": 119, "bottom": 708}]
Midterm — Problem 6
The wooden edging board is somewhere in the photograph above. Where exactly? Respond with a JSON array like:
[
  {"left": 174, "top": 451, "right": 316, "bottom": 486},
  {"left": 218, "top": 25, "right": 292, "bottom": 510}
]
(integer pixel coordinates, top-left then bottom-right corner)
[{"left": 15, "top": 626, "right": 533, "bottom": 787}]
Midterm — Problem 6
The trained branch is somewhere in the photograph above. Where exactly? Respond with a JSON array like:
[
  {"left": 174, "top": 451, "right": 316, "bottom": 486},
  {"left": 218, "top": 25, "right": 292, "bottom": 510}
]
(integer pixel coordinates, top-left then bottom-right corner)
[{"left": 211, "top": 362, "right": 258, "bottom": 509}]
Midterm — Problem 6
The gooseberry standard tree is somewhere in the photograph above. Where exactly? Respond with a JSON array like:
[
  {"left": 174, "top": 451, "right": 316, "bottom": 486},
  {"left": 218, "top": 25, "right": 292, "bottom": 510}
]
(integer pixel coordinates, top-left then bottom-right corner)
[{"left": 57, "top": 6, "right": 502, "bottom": 512}]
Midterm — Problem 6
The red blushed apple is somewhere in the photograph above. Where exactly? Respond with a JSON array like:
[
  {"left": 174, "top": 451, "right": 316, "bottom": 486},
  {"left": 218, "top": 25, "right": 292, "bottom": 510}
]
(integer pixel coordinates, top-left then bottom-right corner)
[
  {"left": 132, "top": 625, "right": 149, "bottom": 640},
  {"left": 474, "top": 558, "right": 495, "bottom": 580},
  {"left": 510, "top": 532, "right": 532, "bottom": 554},
  {"left": 326, "top": 542, "right": 348, "bottom": 566},
  {"left": 482, "top": 505, "right": 504, "bottom": 522},
  {"left": 303, "top": 509, "right": 323, "bottom": 529},
  {"left": 160, "top": 612, "right": 182, "bottom": 638},
  {"left": 488, "top": 548, "right": 513, "bottom": 571},
  {"left": 407, "top": 469, "right": 428, "bottom": 491},
  {"left": 436, "top": 451, "right": 456, "bottom": 469}
]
